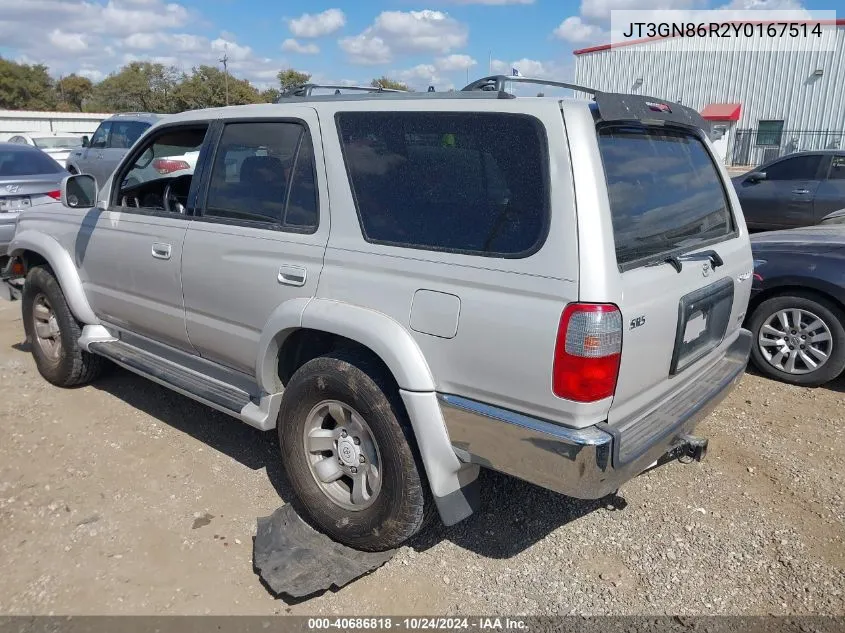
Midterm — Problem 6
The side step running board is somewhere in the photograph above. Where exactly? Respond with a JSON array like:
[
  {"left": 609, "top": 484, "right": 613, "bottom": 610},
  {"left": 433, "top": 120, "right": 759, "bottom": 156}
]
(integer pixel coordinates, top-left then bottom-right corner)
[{"left": 89, "top": 340, "right": 252, "bottom": 415}]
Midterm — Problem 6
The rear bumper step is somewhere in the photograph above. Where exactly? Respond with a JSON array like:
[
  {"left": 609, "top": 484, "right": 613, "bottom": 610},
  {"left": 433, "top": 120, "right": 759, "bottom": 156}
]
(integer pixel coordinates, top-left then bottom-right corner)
[{"left": 439, "top": 329, "right": 751, "bottom": 500}]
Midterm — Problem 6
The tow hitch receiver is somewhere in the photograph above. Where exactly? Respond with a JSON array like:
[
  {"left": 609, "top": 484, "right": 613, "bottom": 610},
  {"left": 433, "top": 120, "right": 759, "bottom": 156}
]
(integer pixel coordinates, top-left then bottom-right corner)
[{"left": 676, "top": 434, "right": 708, "bottom": 463}]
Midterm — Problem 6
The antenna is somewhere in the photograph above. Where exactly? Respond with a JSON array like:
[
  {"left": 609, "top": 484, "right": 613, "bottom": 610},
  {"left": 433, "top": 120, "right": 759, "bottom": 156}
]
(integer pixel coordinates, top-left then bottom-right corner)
[{"left": 219, "top": 44, "right": 230, "bottom": 106}]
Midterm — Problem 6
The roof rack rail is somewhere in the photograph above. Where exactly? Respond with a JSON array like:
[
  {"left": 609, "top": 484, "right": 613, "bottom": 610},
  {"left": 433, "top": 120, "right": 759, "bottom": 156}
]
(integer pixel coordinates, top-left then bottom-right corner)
[
  {"left": 277, "top": 83, "right": 406, "bottom": 99},
  {"left": 461, "top": 75, "right": 596, "bottom": 96}
]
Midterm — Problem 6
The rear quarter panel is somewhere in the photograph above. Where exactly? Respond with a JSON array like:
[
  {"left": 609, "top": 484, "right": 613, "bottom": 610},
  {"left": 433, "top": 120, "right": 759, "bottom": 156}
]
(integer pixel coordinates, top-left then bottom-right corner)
[{"left": 315, "top": 99, "right": 613, "bottom": 428}]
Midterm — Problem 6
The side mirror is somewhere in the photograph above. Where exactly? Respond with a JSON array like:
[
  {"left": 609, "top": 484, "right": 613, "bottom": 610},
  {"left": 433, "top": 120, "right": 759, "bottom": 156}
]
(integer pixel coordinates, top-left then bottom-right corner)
[
  {"left": 81, "top": 135, "right": 90, "bottom": 148},
  {"left": 135, "top": 147, "right": 154, "bottom": 169},
  {"left": 747, "top": 171, "right": 767, "bottom": 182},
  {"left": 61, "top": 174, "right": 98, "bottom": 209}
]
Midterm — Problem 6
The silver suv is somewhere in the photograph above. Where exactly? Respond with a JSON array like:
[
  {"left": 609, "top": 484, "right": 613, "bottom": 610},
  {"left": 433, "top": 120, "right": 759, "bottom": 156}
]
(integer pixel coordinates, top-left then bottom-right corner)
[
  {"left": 2, "top": 76, "right": 754, "bottom": 551},
  {"left": 66, "top": 112, "right": 162, "bottom": 187}
]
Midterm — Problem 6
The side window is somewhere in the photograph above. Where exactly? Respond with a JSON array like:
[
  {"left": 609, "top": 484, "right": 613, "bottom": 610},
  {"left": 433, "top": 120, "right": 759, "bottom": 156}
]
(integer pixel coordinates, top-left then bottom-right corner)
[
  {"left": 828, "top": 156, "right": 845, "bottom": 180},
  {"left": 8, "top": 136, "right": 24, "bottom": 144},
  {"left": 109, "top": 121, "right": 150, "bottom": 149},
  {"left": 89, "top": 122, "right": 111, "bottom": 149},
  {"left": 205, "top": 121, "right": 318, "bottom": 230},
  {"left": 115, "top": 124, "right": 208, "bottom": 213},
  {"left": 336, "top": 111, "right": 549, "bottom": 256},
  {"left": 764, "top": 155, "right": 822, "bottom": 181}
]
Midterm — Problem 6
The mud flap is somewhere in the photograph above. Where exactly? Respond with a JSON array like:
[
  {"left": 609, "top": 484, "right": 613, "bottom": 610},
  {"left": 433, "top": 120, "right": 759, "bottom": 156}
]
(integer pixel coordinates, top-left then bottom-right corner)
[{"left": 253, "top": 505, "right": 396, "bottom": 599}]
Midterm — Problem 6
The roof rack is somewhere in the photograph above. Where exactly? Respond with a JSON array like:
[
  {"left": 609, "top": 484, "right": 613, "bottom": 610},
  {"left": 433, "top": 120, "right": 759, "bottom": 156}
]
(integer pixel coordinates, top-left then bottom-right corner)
[
  {"left": 461, "top": 75, "right": 596, "bottom": 96},
  {"left": 277, "top": 83, "right": 406, "bottom": 100}
]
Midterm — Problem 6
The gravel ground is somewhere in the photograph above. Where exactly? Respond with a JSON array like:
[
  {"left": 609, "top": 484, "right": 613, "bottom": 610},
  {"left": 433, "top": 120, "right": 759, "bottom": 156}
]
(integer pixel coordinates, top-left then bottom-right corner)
[{"left": 0, "top": 297, "right": 842, "bottom": 616}]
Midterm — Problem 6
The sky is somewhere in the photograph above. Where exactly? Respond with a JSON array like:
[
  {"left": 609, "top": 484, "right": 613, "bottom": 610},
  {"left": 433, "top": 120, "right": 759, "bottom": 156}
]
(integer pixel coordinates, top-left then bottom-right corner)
[{"left": 0, "top": 0, "right": 831, "bottom": 91}]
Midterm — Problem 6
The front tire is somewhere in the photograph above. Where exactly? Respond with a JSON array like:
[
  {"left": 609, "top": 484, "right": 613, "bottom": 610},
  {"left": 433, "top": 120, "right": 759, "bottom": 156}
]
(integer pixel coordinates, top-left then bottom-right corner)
[
  {"left": 22, "top": 266, "right": 104, "bottom": 387},
  {"left": 749, "top": 293, "right": 845, "bottom": 387},
  {"left": 278, "top": 349, "right": 431, "bottom": 551}
]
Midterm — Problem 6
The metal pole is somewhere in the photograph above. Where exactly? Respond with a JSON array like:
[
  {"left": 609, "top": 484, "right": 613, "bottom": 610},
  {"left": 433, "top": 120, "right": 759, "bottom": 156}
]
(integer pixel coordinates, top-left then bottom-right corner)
[{"left": 219, "top": 45, "right": 229, "bottom": 106}]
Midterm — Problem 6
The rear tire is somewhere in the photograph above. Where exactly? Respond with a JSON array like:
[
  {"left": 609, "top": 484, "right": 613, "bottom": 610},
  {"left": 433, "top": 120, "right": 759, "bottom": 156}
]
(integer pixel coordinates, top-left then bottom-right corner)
[
  {"left": 22, "top": 266, "right": 104, "bottom": 387},
  {"left": 749, "top": 293, "right": 845, "bottom": 387},
  {"left": 278, "top": 349, "right": 431, "bottom": 551}
]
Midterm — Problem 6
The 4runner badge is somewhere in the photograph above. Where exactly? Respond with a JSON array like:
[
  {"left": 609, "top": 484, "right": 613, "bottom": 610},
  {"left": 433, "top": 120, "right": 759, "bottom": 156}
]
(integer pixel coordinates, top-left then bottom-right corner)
[{"left": 5, "top": 185, "right": 20, "bottom": 193}]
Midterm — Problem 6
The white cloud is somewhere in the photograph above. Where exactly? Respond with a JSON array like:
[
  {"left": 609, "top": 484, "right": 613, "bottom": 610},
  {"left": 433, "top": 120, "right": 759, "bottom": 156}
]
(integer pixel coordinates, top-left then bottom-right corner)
[
  {"left": 553, "top": 16, "right": 608, "bottom": 43},
  {"left": 340, "top": 10, "right": 468, "bottom": 65},
  {"left": 281, "top": 39, "right": 320, "bottom": 55},
  {"left": 288, "top": 8, "right": 346, "bottom": 38},
  {"left": 48, "top": 29, "right": 88, "bottom": 52},
  {"left": 338, "top": 34, "right": 393, "bottom": 65},
  {"left": 435, "top": 54, "right": 477, "bottom": 71}
]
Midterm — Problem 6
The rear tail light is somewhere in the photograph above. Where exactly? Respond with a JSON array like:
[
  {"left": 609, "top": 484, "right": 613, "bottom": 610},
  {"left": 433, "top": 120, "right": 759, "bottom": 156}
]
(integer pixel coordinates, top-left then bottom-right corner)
[
  {"left": 46, "top": 190, "right": 61, "bottom": 200},
  {"left": 153, "top": 158, "right": 190, "bottom": 174},
  {"left": 553, "top": 303, "right": 622, "bottom": 402}
]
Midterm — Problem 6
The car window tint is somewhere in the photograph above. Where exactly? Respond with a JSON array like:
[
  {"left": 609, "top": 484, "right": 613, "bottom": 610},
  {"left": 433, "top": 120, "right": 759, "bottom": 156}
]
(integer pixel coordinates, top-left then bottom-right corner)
[
  {"left": 283, "top": 131, "right": 319, "bottom": 228},
  {"left": 598, "top": 126, "right": 733, "bottom": 268},
  {"left": 764, "top": 155, "right": 823, "bottom": 181},
  {"left": 206, "top": 121, "right": 317, "bottom": 229},
  {"left": 829, "top": 156, "right": 845, "bottom": 180},
  {"left": 336, "top": 112, "right": 549, "bottom": 257},
  {"left": 109, "top": 121, "right": 150, "bottom": 149},
  {"left": 0, "top": 148, "right": 65, "bottom": 176},
  {"left": 89, "top": 123, "right": 111, "bottom": 149}
]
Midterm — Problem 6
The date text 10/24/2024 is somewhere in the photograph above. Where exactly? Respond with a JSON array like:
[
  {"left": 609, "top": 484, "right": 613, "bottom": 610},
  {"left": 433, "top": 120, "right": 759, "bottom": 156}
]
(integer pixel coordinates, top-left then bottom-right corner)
[{"left": 307, "top": 618, "right": 528, "bottom": 630}]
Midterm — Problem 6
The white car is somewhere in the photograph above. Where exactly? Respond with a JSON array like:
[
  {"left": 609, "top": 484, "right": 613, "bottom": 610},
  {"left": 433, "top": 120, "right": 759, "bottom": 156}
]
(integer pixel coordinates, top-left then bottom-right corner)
[{"left": 6, "top": 133, "right": 84, "bottom": 168}]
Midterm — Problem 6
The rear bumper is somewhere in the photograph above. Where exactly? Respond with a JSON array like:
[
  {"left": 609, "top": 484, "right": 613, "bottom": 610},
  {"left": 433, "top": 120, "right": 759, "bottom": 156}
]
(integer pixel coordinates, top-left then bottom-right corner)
[{"left": 440, "top": 329, "right": 751, "bottom": 499}]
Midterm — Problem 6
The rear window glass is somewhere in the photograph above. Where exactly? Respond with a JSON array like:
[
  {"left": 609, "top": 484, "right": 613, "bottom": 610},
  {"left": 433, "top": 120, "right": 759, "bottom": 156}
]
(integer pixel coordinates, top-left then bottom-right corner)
[
  {"left": 0, "top": 148, "right": 64, "bottom": 176},
  {"left": 598, "top": 126, "right": 733, "bottom": 268},
  {"left": 336, "top": 112, "right": 549, "bottom": 257}
]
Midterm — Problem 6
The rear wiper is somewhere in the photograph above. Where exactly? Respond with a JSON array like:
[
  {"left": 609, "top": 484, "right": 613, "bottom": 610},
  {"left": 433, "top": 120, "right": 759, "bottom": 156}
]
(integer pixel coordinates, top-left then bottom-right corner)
[{"left": 650, "top": 250, "right": 724, "bottom": 273}]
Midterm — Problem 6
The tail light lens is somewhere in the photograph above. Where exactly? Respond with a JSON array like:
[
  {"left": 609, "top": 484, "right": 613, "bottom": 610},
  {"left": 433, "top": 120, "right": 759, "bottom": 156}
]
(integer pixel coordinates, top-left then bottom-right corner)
[
  {"left": 553, "top": 303, "right": 622, "bottom": 402},
  {"left": 153, "top": 158, "right": 190, "bottom": 174},
  {"left": 46, "top": 190, "right": 61, "bottom": 200}
]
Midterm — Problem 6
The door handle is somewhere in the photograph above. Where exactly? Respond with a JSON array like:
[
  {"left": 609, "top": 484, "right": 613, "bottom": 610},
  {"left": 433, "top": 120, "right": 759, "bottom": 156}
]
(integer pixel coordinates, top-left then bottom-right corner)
[
  {"left": 792, "top": 189, "right": 810, "bottom": 194},
  {"left": 151, "top": 243, "right": 172, "bottom": 260},
  {"left": 278, "top": 264, "right": 307, "bottom": 287}
]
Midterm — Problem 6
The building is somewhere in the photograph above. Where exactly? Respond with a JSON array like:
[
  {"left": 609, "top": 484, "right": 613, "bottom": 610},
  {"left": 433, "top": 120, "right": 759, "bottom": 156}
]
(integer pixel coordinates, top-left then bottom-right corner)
[
  {"left": 573, "top": 19, "right": 845, "bottom": 166},
  {"left": 0, "top": 110, "right": 110, "bottom": 142}
]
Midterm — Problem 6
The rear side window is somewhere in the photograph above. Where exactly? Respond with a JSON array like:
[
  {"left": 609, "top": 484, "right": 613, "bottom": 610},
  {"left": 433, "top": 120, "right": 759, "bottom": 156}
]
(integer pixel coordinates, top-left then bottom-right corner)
[
  {"left": 336, "top": 112, "right": 549, "bottom": 257},
  {"left": 829, "top": 156, "right": 845, "bottom": 180},
  {"left": 598, "top": 126, "right": 733, "bottom": 268},
  {"left": 205, "top": 121, "right": 318, "bottom": 231}
]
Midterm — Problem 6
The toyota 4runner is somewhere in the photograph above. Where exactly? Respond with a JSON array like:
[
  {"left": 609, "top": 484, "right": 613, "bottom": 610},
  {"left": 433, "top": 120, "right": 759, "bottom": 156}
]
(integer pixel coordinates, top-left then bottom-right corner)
[{"left": 2, "top": 76, "right": 753, "bottom": 551}]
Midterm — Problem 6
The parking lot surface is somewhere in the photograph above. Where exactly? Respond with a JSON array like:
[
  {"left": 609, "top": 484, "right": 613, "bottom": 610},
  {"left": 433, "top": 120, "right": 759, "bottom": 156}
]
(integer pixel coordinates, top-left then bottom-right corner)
[{"left": 0, "top": 298, "right": 842, "bottom": 615}]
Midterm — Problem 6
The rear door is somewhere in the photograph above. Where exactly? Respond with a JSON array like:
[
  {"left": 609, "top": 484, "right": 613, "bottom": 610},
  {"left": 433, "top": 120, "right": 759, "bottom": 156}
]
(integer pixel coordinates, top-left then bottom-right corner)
[
  {"left": 181, "top": 110, "right": 328, "bottom": 375},
  {"left": 595, "top": 124, "right": 753, "bottom": 427},
  {"left": 813, "top": 154, "right": 845, "bottom": 219}
]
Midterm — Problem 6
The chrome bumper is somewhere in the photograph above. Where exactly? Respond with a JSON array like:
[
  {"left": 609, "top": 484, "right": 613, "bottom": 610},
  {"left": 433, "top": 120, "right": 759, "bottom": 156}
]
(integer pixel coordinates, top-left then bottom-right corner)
[{"left": 439, "top": 329, "right": 751, "bottom": 500}]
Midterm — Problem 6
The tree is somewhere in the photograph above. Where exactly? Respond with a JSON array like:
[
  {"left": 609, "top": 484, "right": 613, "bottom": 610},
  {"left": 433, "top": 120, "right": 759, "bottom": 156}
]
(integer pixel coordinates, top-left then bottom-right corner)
[
  {"left": 87, "top": 62, "right": 179, "bottom": 113},
  {"left": 0, "top": 58, "right": 56, "bottom": 110},
  {"left": 55, "top": 74, "right": 93, "bottom": 111},
  {"left": 260, "top": 87, "right": 281, "bottom": 103},
  {"left": 370, "top": 76, "right": 410, "bottom": 91},
  {"left": 172, "top": 65, "right": 262, "bottom": 111},
  {"left": 277, "top": 68, "right": 311, "bottom": 91}
]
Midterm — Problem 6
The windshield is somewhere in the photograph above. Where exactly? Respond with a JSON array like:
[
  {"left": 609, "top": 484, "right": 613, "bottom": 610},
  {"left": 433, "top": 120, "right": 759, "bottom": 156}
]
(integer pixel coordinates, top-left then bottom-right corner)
[
  {"left": 0, "top": 148, "right": 65, "bottom": 176},
  {"left": 598, "top": 125, "right": 734, "bottom": 268},
  {"left": 32, "top": 137, "right": 82, "bottom": 150}
]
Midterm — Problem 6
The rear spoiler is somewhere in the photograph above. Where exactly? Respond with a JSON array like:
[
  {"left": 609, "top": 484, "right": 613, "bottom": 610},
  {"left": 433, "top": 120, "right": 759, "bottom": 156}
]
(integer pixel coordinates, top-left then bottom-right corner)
[{"left": 462, "top": 75, "right": 710, "bottom": 134}]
